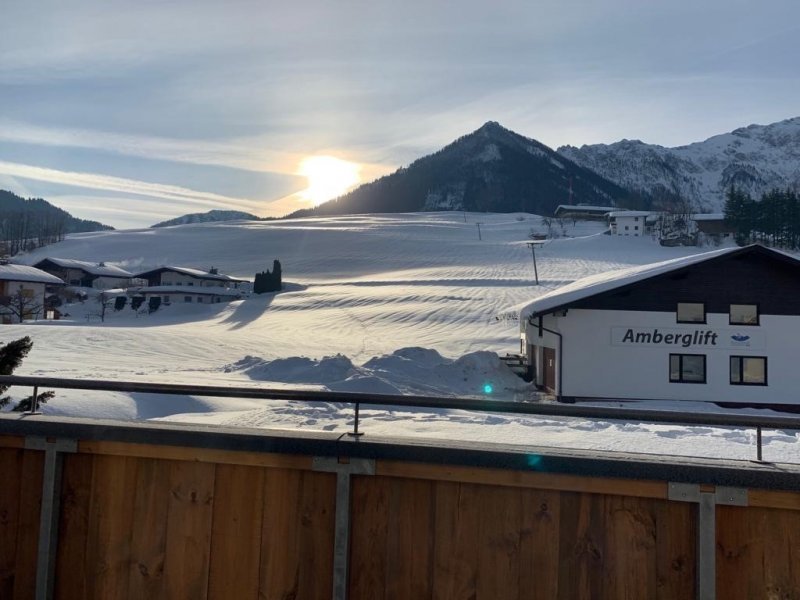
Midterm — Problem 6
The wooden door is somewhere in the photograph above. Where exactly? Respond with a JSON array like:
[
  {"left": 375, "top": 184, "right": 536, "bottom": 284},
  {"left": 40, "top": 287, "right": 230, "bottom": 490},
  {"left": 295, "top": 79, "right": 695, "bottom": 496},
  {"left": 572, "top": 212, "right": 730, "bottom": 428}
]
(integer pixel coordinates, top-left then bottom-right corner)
[{"left": 543, "top": 347, "right": 556, "bottom": 392}]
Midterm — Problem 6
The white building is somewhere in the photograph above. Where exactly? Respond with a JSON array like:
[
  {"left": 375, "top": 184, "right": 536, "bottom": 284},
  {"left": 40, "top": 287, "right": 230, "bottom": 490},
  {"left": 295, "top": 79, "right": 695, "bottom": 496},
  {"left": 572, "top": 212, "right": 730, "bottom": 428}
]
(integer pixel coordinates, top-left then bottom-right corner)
[
  {"left": 0, "top": 264, "right": 64, "bottom": 323},
  {"left": 135, "top": 286, "right": 242, "bottom": 305},
  {"left": 32, "top": 258, "right": 133, "bottom": 289},
  {"left": 607, "top": 211, "right": 655, "bottom": 236},
  {"left": 519, "top": 245, "right": 800, "bottom": 405},
  {"left": 132, "top": 266, "right": 247, "bottom": 289}
]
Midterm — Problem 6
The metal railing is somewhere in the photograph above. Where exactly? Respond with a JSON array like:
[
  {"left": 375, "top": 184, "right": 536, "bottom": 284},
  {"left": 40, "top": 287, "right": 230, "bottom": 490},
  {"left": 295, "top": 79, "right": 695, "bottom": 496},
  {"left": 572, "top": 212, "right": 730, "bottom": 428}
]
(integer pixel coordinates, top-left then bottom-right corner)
[{"left": 2, "top": 374, "right": 799, "bottom": 462}]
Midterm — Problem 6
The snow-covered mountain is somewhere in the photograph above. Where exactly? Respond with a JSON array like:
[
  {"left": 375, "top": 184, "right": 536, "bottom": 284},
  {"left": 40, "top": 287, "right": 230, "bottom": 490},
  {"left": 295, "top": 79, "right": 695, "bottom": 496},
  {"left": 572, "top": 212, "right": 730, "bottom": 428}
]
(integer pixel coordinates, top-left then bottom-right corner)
[
  {"left": 289, "top": 121, "right": 635, "bottom": 218},
  {"left": 558, "top": 117, "right": 800, "bottom": 212},
  {"left": 151, "top": 209, "right": 260, "bottom": 228}
]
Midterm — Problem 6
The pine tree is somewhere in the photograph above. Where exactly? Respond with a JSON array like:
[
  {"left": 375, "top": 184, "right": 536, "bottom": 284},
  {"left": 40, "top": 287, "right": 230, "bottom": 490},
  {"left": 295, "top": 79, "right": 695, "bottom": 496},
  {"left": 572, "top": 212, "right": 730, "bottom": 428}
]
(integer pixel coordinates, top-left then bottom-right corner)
[{"left": 0, "top": 336, "right": 54, "bottom": 411}]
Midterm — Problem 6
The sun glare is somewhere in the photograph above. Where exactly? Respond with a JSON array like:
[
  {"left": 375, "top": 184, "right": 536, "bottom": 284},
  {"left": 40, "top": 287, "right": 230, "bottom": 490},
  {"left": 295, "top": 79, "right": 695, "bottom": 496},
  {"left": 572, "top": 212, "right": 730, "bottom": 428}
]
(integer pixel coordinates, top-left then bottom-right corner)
[{"left": 298, "top": 155, "right": 360, "bottom": 205}]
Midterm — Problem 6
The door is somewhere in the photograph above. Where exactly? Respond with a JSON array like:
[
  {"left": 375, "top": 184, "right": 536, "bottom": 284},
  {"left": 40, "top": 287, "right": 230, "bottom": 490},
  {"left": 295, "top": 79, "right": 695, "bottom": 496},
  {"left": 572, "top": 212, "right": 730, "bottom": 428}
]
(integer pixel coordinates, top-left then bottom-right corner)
[{"left": 543, "top": 347, "right": 556, "bottom": 392}]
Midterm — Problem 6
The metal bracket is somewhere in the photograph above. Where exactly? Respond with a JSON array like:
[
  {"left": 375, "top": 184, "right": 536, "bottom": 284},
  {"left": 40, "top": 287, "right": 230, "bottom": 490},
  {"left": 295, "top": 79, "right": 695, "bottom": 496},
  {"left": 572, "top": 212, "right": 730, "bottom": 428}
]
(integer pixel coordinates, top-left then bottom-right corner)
[
  {"left": 312, "top": 457, "right": 375, "bottom": 600},
  {"left": 25, "top": 436, "right": 77, "bottom": 600},
  {"left": 668, "top": 482, "right": 748, "bottom": 506}
]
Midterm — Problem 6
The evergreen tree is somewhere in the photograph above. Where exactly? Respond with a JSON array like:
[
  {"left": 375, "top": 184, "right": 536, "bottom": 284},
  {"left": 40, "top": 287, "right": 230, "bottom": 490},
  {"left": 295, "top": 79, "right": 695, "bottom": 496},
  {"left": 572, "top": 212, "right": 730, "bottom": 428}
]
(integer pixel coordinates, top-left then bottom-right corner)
[
  {"left": 253, "top": 260, "right": 283, "bottom": 294},
  {"left": 0, "top": 336, "right": 54, "bottom": 411}
]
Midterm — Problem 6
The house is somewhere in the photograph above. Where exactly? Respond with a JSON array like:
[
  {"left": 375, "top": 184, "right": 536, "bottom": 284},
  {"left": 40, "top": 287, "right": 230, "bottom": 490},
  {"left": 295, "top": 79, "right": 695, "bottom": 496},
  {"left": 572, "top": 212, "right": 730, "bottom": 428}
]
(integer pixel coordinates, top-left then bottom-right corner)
[
  {"left": 134, "top": 286, "right": 242, "bottom": 305},
  {"left": 691, "top": 213, "right": 734, "bottom": 239},
  {"left": 132, "top": 266, "right": 247, "bottom": 289},
  {"left": 518, "top": 244, "right": 800, "bottom": 404},
  {"left": 32, "top": 258, "right": 133, "bottom": 289},
  {"left": 0, "top": 264, "right": 65, "bottom": 323},
  {"left": 554, "top": 205, "right": 620, "bottom": 220},
  {"left": 606, "top": 211, "right": 656, "bottom": 236}
]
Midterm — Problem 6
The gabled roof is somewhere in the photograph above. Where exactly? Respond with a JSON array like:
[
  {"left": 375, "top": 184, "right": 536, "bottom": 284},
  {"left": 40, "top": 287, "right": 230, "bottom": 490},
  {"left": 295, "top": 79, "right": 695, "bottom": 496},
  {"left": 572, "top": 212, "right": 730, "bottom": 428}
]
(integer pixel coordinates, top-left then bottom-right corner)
[
  {"left": 34, "top": 257, "right": 132, "bottom": 278},
  {"left": 0, "top": 264, "right": 65, "bottom": 285},
  {"left": 132, "top": 266, "right": 248, "bottom": 283},
  {"left": 555, "top": 204, "right": 618, "bottom": 213},
  {"left": 606, "top": 211, "right": 653, "bottom": 218},
  {"left": 519, "top": 245, "right": 798, "bottom": 321}
]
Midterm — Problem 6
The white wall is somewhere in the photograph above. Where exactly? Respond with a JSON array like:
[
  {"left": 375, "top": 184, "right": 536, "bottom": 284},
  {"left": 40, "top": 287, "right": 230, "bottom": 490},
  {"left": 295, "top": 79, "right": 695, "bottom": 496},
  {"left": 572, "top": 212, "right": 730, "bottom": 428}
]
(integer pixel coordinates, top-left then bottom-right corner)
[
  {"left": 611, "top": 215, "right": 646, "bottom": 236},
  {"left": 158, "top": 272, "right": 232, "bottom": 288},
  {"left": 524, "top": 308, "right": 798, "bottom": 404},
  {"left": 0, "top": 281, "right": 47, "bottom": 322}
]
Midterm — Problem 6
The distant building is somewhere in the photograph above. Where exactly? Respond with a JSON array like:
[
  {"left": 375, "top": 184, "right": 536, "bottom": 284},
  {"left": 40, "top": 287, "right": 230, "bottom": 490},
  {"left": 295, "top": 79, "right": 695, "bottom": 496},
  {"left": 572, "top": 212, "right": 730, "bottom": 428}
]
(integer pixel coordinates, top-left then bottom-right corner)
[
  {"left": 554, "top": 204, "right": 619, "bottom": 220},
  {"left": 691, "top": 213, "right": 733, "bottom": 238},
  {"left": 0, "top": 264, "right": 64, "bottom": 323},
  {"left": 607, "top": 211, "right": 656, "bottom": 236},
  {"left": 134, "top": 286, "right": 243, "bottom": 305},
  {"left": 519, "top": 244, "right": 800, "bottom": 404},
  {"left": 132, "top": 266, "right": 247, "bottom": 289},
  {"left": 32, "top": 258, "right": 133, "bottom": 289}
]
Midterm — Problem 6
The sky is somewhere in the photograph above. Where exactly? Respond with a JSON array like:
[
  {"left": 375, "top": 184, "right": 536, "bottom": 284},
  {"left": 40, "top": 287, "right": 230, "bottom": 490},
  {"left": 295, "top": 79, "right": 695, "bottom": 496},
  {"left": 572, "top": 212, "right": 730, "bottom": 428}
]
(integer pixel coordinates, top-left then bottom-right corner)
[{"left": 1, "top": 0, "right": 798, "bottom": 229}]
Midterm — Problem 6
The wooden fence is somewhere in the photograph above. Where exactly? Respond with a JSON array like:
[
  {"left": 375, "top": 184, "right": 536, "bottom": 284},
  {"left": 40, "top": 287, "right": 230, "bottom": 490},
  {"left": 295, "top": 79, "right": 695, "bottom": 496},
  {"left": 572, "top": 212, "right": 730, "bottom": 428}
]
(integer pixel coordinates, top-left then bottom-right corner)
[{"left": 1, "top": 417, "right": 799, "bottom": 599}]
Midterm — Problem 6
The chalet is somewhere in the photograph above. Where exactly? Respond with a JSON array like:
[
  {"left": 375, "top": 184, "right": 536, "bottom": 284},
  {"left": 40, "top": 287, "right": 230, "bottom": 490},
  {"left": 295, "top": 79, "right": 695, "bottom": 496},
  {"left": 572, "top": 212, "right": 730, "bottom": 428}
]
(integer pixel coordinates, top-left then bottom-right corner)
[
  {"left": 553, "top": 205, "right": 619, "bottom": 220},
  {"left": 132, "top": 266, "right": 247, "bottom": 289},
  {"left": 134, "top": 286, "right": 242, "bottom": 305},
  {"left": 692, "top": 213, "right": 734, "bottom": 239},
  {"left": 606, "top": 211, "right": 657, "bottom": 236},
  {"left": 0, "top": 264, "right": 64, "bottom": 323},
  {"left": 32, "top": 258, "right": 132, "bottom": 289},
  {"left": 519, "top": 245, "right": 800, "bottom": 404}
]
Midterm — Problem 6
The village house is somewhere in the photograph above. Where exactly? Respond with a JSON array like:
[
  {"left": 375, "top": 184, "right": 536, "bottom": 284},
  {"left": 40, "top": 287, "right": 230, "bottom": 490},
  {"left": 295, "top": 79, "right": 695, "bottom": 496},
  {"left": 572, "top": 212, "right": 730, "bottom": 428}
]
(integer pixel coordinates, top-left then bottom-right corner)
[
  {"left": 32, "top": 258, "right": 133, "bottom": 289},
  {"left": 553, "top": 204, "right": 620, "bottom": 220},
  {"left": 132, "top": 266, "right": 247, "bottom": 289},
  {"left": 0, "top": 264, "right": 65, "bottom": 323},
  {"left": 519, "top": 244, "right": 800, "bottom": 405},
  {"left": 606, "top": 211, "right": 657, "bottom": 236}
]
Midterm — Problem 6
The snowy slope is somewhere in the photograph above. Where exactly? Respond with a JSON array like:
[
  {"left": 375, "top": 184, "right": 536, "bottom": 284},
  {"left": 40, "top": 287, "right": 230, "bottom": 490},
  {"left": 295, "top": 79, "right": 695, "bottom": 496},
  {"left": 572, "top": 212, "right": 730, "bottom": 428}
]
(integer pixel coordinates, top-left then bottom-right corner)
[
  {"left": 559, "top": 116, "right": 800, "bottom": 211},
  {"left": 4, "top": 213, "right": 797, "bottom": 463}
]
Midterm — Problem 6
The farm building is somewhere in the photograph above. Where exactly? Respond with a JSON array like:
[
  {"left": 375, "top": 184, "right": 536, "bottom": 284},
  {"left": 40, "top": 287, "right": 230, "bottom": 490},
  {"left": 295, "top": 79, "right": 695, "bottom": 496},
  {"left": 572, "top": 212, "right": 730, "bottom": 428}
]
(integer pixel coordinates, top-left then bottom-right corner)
[
  {"left": 132, "top": 266, "right": 247, "bottom": 289},
  {"left": 32, "top": 258, "right": 133, "bottom": 289},
  {"left": 606, "top": 211, "right": 657, "bottom": 236},
  {"left": 0, "top": 264, "right": 64, "bottom": 323},
  {"left": 134, "top": 286, "right": 243, "bottom": 305},
  {"left": 519, "top": 244, "right": 800, "bottom": 405}
]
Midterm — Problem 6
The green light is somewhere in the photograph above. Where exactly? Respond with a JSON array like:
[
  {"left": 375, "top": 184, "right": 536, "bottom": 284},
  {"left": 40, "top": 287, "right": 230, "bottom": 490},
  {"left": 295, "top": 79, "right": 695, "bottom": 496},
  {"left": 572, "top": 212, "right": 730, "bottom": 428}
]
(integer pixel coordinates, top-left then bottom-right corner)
[{"left": 483, "top": 384, "right": 493, "bottom": 394}]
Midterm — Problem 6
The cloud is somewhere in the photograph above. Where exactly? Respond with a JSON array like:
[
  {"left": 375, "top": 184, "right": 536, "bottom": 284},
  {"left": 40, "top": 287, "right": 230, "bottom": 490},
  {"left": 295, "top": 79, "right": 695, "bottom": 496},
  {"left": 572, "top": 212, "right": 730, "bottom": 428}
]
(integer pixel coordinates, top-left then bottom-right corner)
[{"left": 0, "top": 160, "right": 266, "bottom": 214}]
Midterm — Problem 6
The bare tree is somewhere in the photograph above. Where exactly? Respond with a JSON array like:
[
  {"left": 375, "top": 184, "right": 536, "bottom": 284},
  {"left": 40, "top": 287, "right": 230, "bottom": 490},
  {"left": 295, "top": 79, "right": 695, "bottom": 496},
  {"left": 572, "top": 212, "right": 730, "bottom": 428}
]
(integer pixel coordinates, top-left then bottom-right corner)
[{"left": 0, "top": 286, "right": 43, "bottom": 323}]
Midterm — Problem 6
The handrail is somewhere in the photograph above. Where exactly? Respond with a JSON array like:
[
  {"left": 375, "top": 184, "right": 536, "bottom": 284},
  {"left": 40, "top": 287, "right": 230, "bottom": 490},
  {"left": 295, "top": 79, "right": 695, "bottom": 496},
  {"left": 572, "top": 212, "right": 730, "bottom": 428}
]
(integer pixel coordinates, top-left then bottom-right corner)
[{"left": 2, "top": 374, "right": 799, "bottom": 432}]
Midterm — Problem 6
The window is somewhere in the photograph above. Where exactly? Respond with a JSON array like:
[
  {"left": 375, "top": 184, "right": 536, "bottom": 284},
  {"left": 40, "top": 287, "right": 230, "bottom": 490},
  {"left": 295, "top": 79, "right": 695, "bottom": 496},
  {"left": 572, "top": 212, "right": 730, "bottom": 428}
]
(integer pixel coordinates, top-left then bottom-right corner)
[
  {"left": 730, "top": 304, "right": 759, "bottom": 325},
  {"left": 670, "top": 354, "right": 706, "bottom": 383},
  {"left": 184, "top": 296, "right": 192, "bottom": 303},
  {"left": 625, "top": 225, "right": 629, "bottom": 230},
  {"left": 730, "top": 356, "right": 767, "bottom": 385},
  {"left": 634, "top": 217, "right": 639, "bottom": 222},
  {"left": 677, "top": 302, "right": 705, "bottom": 323},
  {"left": 634, "top": 226, "right": 639, "bottom": 231}
]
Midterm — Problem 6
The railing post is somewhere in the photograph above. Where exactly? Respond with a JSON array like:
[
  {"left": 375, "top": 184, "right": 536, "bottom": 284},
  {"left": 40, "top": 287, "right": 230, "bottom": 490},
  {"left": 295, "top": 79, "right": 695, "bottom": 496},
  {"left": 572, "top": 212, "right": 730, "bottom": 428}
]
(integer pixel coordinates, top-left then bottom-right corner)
[
  {"left": 348, "top": 402, "right": 364, "bottom": 437},
  {"left": 29, "top": 385, "right": 39, "bottom": 414},
  {"left": 756, "top": 426, "right": 763, "bottom": 461}
]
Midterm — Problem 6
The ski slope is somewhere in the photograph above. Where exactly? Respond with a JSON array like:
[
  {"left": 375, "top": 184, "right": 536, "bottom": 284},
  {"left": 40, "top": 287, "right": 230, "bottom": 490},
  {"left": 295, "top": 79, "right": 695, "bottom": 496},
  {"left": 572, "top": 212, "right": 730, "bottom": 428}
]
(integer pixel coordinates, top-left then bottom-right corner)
[{"left": 4, "top": 212, "right": 797, "bottom": 464}]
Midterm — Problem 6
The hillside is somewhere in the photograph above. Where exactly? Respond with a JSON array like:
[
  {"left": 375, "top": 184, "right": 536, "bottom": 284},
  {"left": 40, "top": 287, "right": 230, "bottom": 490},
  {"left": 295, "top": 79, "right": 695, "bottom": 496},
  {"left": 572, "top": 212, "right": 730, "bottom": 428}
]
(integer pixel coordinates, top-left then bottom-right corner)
[
  {"left": 151, "top": 209, "right": 261, "bottom": 228},
  {"left": 558, "top": 116, "right": 800, "bottom": 212},
  {"left": 0, "top": 189, "right": 113, "bottom": 254},
  {"left": 287, "top": 122, "right": 640, "bottom": 218}
]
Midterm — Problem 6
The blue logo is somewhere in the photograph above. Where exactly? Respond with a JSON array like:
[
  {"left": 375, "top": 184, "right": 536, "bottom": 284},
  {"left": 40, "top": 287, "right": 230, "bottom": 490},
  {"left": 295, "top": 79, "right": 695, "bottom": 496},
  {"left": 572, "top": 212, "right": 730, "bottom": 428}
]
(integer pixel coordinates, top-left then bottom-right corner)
[{"left": 731, "top": 334, "right": 750, "bottom": 343}]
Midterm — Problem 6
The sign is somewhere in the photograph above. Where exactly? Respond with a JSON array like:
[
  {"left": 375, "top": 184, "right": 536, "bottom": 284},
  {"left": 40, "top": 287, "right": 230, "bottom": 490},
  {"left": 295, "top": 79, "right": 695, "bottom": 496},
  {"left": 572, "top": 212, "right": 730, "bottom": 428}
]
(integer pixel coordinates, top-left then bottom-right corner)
[{"left": 610, "top": 327, "right": 765, "bottom": 350}]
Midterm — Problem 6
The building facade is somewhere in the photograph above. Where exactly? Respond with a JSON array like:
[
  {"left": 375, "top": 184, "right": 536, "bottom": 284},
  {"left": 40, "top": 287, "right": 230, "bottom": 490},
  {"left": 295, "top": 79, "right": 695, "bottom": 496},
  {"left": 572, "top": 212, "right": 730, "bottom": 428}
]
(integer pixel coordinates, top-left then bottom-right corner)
[
  {"left": 519, "top": 245, "right": 800, "bottom": 404},
  {"left": 0, "top": 264, "right": 65, "bottom": 323},
  {"left": 32, "top": 258, "right": 132, "bottom": 289},
  {"left": 607, "top": 211, "right": 655, "bottom": 237}
]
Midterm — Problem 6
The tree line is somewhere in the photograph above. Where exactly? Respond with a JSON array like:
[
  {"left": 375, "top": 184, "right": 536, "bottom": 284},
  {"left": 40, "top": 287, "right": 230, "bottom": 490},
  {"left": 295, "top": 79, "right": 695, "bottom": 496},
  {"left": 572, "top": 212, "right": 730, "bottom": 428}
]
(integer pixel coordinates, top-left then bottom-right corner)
[{"left": 724, "top": 186, "right": 800, "bottom": 249}]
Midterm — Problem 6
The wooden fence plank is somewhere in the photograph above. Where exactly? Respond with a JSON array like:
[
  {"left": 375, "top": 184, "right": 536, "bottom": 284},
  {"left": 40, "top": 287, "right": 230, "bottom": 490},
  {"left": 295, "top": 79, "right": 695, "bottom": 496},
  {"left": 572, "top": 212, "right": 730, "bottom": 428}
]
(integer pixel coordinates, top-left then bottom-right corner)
[
  {"left": 518, "top": 488, "right": 561, "bottom": 600},
  {"left": 207, "top": 464, "right": 265, "bottom": 599},
  {"left": 0, "top": 448, "right": 23, "bottom": 599},
  {"left": 384, "top": 478, "right": 434, "bottom": 599},
  {"left": 55, "top": 453, "right": 95, "bottom": 600},
  {"left": 84, "top": 455, "right": 139, "bottom": 600},
  {"left": 349, "top": 476, "right": 390, "bottom": 599},
  {"left": 0, "top": 435, "right": 24, "bottom": 449},
  {"left": 299, "top": 470, "right": 336, "bottom": 599},
  {"left": 79, "top": 440, "right": 312, "bottom": 470},
  {"left": 12, "top": 450, "right": 44, "bottom": 600},
  {"left": 126, "top": 458, "right": 171, "bottom": 600},
  {"left": 432, "top": 481, "right": 479, "bottom": 600},
  {"left": 376, "top": 460, "right": 667, "bottom": 499},
  {"left": 162, "top": 460, "right": 215, "bottom": 600},
  {"left": 654, "top": 497, "right": 695, "bottom": 600},
  {"left": 475, "top": 484, "right": 522, "bottom": 600}
]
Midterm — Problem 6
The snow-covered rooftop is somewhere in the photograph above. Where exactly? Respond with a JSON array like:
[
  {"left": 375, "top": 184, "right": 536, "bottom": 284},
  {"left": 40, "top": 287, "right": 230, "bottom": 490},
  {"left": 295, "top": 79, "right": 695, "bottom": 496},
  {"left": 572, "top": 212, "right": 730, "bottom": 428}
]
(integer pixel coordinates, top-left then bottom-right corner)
[
  {"left": 518, "top": 246, "right": 759, "bottom": 321},
  {"left": 691, "top": 213, "right": 725, "bottom": 221},
  {"left": 555, "top": 204, "right": 618, "bottom": 213},
  {"left": 136, "top": 285, "right": 242, "bottom": 296},
  {"left": 0, "top": 264, "right": 65, "bottom": 285},
  {"left": 607, "top": 211, "right": 653, "bottom": 218},
  {"left": 35, "top": 257, "right": 132, "bottom": 277},
  {"left": 133, "top": 266, "right": 248, "bottom": 282}
]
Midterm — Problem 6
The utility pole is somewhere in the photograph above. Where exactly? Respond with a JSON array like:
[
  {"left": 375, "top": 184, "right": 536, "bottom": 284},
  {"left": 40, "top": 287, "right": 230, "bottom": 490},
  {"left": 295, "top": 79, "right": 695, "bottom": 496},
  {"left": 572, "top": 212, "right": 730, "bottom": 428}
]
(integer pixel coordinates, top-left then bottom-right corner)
[
  {"left": 526, "top": 241, "right": 543, "bottom": 284},
  {"left": 476, "top": 222, "right": 483, "bottom": 241}
]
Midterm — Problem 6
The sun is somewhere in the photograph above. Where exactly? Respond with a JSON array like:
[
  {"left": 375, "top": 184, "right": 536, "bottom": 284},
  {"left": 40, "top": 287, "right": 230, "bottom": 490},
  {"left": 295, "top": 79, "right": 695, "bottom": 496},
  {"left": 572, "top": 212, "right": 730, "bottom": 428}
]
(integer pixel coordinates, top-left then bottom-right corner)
[{"left": 297, "top": 155, "right": 361, "bottom": 205}]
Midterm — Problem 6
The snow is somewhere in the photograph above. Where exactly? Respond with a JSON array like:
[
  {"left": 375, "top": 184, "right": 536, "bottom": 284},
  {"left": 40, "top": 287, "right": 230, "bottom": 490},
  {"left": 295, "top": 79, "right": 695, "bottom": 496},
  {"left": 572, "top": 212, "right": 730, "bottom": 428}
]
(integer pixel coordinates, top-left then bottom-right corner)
[
  {"left": 607, "top": 210, "right": 653, "bottom": 217},
  {"left": 4, "top": 212, "right": 799, "bottom": 464},
  {"left": 0, "top": 264, "right": 64, "bottom": 285}
]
